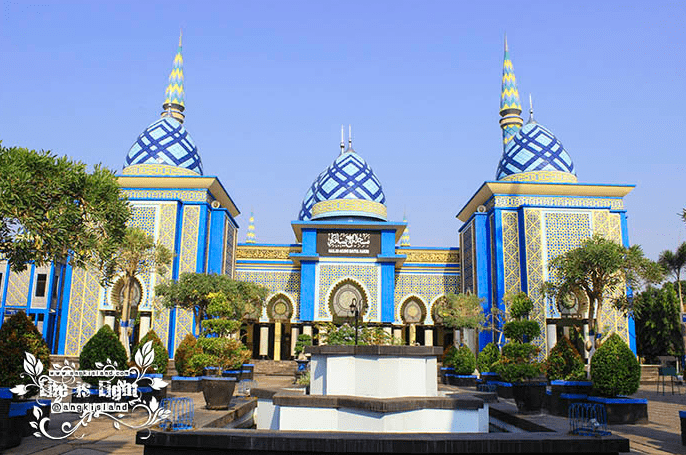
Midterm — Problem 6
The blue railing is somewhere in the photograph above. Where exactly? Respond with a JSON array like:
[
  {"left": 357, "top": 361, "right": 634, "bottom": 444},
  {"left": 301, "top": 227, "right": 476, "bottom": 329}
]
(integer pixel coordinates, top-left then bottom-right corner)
[
  {"left": 159, "top": 397, "right": 194, "bottom": 431},
  {"left": 569, "top": 402, "right": 611, "bottom": 436}
]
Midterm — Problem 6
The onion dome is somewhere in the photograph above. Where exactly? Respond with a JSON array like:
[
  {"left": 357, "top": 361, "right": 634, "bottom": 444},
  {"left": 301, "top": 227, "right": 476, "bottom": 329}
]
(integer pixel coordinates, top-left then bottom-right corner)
[
  {"left": 123, "top": 33, "right": 203, "bottom": 176},
  {"left": 298, "top": 128, "right": 387, "bottom": 221},
  {"left": 495, "top": 111, "right": 576, "bottom": 183}
]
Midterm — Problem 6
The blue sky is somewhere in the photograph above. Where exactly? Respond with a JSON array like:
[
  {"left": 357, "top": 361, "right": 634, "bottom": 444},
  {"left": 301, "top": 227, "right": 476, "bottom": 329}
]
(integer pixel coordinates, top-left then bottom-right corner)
[{"left": 1, "top": 1, "right": 684, "bottom": 261}]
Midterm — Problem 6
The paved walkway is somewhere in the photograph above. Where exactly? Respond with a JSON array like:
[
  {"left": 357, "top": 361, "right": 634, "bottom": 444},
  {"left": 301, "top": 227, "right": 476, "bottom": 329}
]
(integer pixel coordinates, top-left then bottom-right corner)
[{"left": 6, "top": 379, "right": 685, "bottom": 454}]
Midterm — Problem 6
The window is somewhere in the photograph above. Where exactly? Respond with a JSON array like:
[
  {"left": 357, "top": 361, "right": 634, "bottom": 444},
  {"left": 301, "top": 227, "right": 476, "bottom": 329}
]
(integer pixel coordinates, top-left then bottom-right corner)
[{"left": 35, "top": 274, "right": 47, "bottom": 298}]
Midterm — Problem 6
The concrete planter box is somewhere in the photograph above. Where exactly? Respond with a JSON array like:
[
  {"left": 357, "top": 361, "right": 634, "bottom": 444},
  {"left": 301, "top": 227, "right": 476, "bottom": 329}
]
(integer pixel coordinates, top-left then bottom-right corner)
[
  {"left": 479, "top": 372, "right": 500, "bottom": 383},
  {"left": 680, "top": 410, "right": 686, "bottom": 445},
  {"left": 440, "top": 367, "right": 455, "bottom": 384},
  {"left": 511, "top": 382, "right": 546, "bottom": 414},
  {"left": 492, "top": 381, "right": 513, "bottom": 399},
  {"left": 446, "top": 374, "right": 477, "bottom": 387},
  {"left": 587, "top": 396, "right": 648, "bottom": 424},
  {"left": 548, "top": 380, "right": 593, "bottom": 416},
  {"left": 171, "top": 376, "right": 202, "bottom": 393}
]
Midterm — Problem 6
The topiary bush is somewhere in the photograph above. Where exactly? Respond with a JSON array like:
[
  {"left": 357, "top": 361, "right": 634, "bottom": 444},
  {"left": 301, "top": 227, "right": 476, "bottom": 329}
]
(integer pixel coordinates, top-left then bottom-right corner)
[
  {"left": 590, "top": 333, "right": 640, "bottom": 397},
  {"left": 79, "top": 325, "right": 128, "bottom": 386},
  {"left": 132, "top": 330, "right": 168, "bottom": 375},
  {"left": 477, "top": 342, "right": 500, "bottom": 373},
  {"left": 546, "top": 336, "right": 585, "bottom": 381},
  {"left": 442, "top": 345, "right": 457, "bottom": 366},
  {"left": 0, "top": 311, "right": 51, "bottom": 389},
  {"left": 445, "top": 345, "right": 476, "bottom": 375},
  {"left": 294, "top": 333, "right": 312, "bottom": 357},
  {"left": 174, "top": 333, "right": 201, "bottom": 377}
]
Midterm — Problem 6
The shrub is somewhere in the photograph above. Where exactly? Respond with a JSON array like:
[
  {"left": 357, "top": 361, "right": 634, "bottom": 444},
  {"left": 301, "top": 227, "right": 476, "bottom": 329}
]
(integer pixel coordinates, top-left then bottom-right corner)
[
  {"left": 174, "top": 333, "right": 201, "bottom": 377},
  {"left": 316, "top": 322, "right": 399, "bottom": 345},
  {"left": 442, "top": 345, "right": 457, "bottom": 365},
  {"left": 591, "top": 333, "right": 640, "bottom": 397},
  {"left": 184, "top": 337, "right": 251, "bottom": 376},
  {"left": 294, "top": 333, "right": 312, "bottom": 357},
  {"left": 476, "top": 342, "right": 500, "bottom": 373},
  {"left": 0, "top": 311, "right": 51, "bottom": 389},
  {"left": 546, "top": 337, "right": 585, "bottom": 381},
  {"left": 132, "top": 330, "right": 168, "bottom": 375},
  {"left": 445, "top": 345, "right": 476, "bottom": 375},
  {"left": 79, "top": 325, "right": 128, "bottom": 386}
]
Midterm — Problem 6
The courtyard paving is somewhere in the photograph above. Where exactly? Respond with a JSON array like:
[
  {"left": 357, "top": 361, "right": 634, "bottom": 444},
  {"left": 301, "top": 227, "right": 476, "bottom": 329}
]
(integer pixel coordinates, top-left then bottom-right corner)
[{"left": 5, "top": 377, "right": 685, "bottom": 454}]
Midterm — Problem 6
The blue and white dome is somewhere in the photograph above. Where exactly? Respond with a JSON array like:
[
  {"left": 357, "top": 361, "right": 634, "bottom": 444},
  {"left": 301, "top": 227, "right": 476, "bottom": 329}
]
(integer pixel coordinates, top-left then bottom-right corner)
[
  {"left": 298, "top": 146, "right": 387, "bottom": 221},
  {"left": 123, "top": 117, "right": 203, "bottom": 176},
  {"left": 495, "top": 121, "right": 576, "bottom": 183}
]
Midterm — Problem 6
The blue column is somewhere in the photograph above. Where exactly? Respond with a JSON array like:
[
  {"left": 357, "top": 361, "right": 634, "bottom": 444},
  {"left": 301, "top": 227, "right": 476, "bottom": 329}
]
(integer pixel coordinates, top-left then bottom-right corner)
[
  {"left": 195, "top": 205, "right": 209, "bottom": 273},
  {"left": 473, "top": 212, "right": 491, "bottom": 350},
  {"left": 207, "top": 209, "right": 226, "bottom": 274},
  {"left": 493, "top": 209, "right": 506, "bottom": 346},
  {"left": 56, "top": 264, "right": 73, "bottom": 355},
  {"left": 618, "top": 210, "right": 637, "bottom": 354},
  {"left": 380, "top": 230, "right": 396, "bottom": 323},
  {"left": 299, "top": 229, "right": 317, "bottom": 321}
]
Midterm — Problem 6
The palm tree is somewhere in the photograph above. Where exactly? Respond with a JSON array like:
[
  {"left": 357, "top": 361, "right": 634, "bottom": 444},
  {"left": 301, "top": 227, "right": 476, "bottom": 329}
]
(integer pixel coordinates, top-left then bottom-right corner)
[{"left": 658, "top": 242, "right": 686, "bottom": 312}]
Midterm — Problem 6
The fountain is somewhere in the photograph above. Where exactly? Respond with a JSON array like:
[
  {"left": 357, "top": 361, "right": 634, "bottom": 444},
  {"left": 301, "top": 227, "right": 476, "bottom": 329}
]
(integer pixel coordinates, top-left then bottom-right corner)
[{"left": 254, "top": 345, "right": 489, "bottom": 433}]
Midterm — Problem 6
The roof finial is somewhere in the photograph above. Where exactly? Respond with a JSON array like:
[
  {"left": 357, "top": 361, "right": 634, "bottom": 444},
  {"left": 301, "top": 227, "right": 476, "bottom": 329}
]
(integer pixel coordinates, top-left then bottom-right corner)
[
  {"left": 345, "top": 124, "right": 355, "bottom": 153},
  {"left": 162, "top": 30, "right": 186, "bottom": 123},
  {"left": 246, "top": 209, "right": 257, "bottom": 244},
  {"left": 528, "top": 93, "right": 535, "bottom": 124},
  {"left": 400, "top": 212, "right": 411, "bottom": 247},
  {"left": 504, "top": 32, "right": 508, "bottom": 52},
  {"left": 498, "top": 34, "right": 523, "bottom": 151},
  {"left": 340, "top": 125, "right": 345, "bottom": 154}
]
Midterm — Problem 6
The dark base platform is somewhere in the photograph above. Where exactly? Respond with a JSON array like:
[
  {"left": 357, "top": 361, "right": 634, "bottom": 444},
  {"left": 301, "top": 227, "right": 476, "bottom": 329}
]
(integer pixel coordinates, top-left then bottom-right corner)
[{"left": 137, "top": 427, "right": 629, "bottom": 454}]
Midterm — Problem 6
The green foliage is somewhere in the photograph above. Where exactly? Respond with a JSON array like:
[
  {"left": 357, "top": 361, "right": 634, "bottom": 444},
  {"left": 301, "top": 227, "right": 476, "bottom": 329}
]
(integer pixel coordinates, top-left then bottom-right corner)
[
  {"left": 476, "top": 342, "right": 501, "bottom": 373},
  {"left": 156, "top": 273, "right": 268, "bottom": 334},
  {"left": 316, "top": 322, "right": 400, "bottom": 345},
  {"left": 634, "top": 282, "right": 683, "bottom": 363},
  {"left": 174, "top": 333, "right": 202, "bottom": 377},
  {"left": 544, "top": 234, "right": 663, "bottom": 335},
  {"left": 435, "top": 292, "right": 485, "bottom": 331},
  {"left": 296, "top": 372, "right": 310, "bottom": 386},
  {"left": 294, "top": 334, "right": 313, "bottom": 356},
  {"left": 492, "top": 292, "right": 543, "bottom": 383},
  {"left": 546, "top": 337, "right": 585, "bottom": 381},
  {"left": 0, "top": 311, "right": 51, "bottom": 388},
  {"left": 132, "top": 330, "right": 168, "bottom": 375},
  {"left": 444, "top": 345, "right": 476, "bottom": 375},
  {"left": 590, "top": 333, "right": 640, "bottom": 397},
  {"left": 195, "top": 337, "right": 251, "bottom": 371},
  {"left": 0, "top": 144, "right": 129, "bottom": 278},
  {"left": 79, "top": 325, "right": 128, "bottom": 386}
]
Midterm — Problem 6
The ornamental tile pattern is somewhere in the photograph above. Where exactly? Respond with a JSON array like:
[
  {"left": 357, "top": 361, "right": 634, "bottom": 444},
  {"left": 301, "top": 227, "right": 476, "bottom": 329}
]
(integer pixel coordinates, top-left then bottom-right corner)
[
  {"left": 233, "top": 270, "right": 300, "bottom": 320},
  {"left": 121, "top": 163, "right": 199, "bottom": 176},
  {"left": 461, "top": 224, "right": 474, "bottom": 294},
  {"left": 65, "top": 268, "right": 100, "bottom": 356},
  {"left": 224, "top": 222, "right": 236, "bottom": 277},
  {"left": 318, "top": 264, "right": 379, "bottom": 320},
  {"left": 130, "top": 205, "right": 157, "bottom": 236},
  {"left": 151, "top": 203, "right": 177, "bottom": 344},
  {"left": 174, "top": 205, "right": 200, "bottom": 348},
  {"left": 523, "top": 209, "right": 547, "bottom": 358},
  {"left": 121, "top": 189, "right": 208, "bottom": 203},
  {"left": 394, "top": 274, "right": 460, "bottom": 324},
  {"left": 490, "top": 195, "right": 624, "bottom": 211},
  {"left": 502, "top": 211, "right": 521, "bottom": 295},
  {"left": 5, "top": 270, "right": 30, "bottom": 307},
  {"left": 491, "top": 214, "right": 497, "bottom": 306}
]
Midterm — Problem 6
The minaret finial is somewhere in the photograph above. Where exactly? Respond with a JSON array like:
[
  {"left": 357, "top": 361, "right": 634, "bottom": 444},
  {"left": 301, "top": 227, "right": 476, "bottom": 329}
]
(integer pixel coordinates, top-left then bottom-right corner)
[
  {"left": 162, "top": 31, "right": 186, "bottom": 123},
  {"left": 528, "top": 93, "right": 535, "bottom": 124},
  {"left": 400, "top": 212, "right": 411, "bottom": 247},
  {"left": 499, "top": 34, "right": 523, "bottom": 150},
  {"left": 340, "top": 125, "right": 345, "bottom": 154},
  {"left": 246, "top": 210, "right": 257, "bottom": 244},
  {"left": 345, "top": 124, "right": 355, "bottom": 153}
]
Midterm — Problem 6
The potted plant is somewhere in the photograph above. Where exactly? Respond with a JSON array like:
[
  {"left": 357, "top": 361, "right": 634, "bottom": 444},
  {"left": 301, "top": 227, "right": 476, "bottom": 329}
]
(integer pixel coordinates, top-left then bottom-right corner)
[
  {"left": 294, "top": 333, "right": 312, "bottom": 378},
  {"left": 476, "top": 342, "right": 501, "bottom": 383},
  {"left": 170, "top": 333, "right": 203, "bottom": 393},
  {"left": 492, "top": 292, "right": 545, "bottom": 413},
  {"left": 131, "top": 330, "right": 169, "bottom": 402},
  {"left": 546, "top": 336, "right": 590, "bottom": 416},
  {"left": 440, "top": 345, "right": 457, "bottom": 384},
  {"left": 444, "top": 345, "right": 477, "bottom": 386},
  {"left": 589, "top": 333, "right": 646, "bottom": 424},
  {"left": 0, "top": 311, "right": 51, "bottom": 448}
]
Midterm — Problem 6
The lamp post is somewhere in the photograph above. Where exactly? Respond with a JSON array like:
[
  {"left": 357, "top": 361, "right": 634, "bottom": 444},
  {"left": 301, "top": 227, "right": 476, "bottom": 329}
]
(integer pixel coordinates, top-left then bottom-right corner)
[{"left": 349, "top": 298, "right": 359, "bottom": 346}]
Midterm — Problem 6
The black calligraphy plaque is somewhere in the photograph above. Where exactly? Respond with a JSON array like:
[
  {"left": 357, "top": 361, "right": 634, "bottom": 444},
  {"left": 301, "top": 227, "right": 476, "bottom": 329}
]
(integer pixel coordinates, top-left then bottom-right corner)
[{"left": 316, "top": 230, "right": 381, "bottom": 257}]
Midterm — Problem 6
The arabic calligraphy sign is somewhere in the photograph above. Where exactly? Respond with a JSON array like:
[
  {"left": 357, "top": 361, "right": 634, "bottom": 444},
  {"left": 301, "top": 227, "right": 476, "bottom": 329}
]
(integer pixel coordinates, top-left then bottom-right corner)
[{"left": 317, "top": 230, "right": 380, "bottom": 257}]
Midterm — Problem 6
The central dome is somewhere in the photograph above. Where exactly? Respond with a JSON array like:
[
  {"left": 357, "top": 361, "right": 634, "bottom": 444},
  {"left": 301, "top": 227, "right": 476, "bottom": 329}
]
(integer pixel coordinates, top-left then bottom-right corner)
[{"left": 298, "top": 144, "right": 386, "bottom": 221}]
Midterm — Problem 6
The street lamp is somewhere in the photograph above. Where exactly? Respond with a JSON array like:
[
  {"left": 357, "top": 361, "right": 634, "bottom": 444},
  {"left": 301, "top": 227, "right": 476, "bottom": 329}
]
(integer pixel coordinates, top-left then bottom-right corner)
[{"left": 349, "top": 298, "right": 359, "bottom": 346}]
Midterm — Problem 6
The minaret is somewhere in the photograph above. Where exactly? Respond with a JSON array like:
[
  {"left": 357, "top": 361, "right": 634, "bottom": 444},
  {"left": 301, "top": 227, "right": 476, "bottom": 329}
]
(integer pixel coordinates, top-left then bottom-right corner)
[
  {"left": 246, "top": 210, "right": 257, "bottom": 244},
  {"left": 162, "top": 31, "right": 185, "bottom": 123},
  {"left": 499, "top": 35, "right": 523, "bottom": 148},
  {"left": 400, "top": 213, "right": 411, "bottom": 247}
]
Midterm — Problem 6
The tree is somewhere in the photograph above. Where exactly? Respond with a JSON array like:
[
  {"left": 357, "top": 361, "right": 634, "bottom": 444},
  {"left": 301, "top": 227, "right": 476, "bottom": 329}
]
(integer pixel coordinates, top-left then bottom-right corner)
[
  {"left": 435, "top": 292, "right": 485, "bottom": 346},
  {"left": 544, "top": 234, "right": 662, "bottom": 340},
  {"left": 109, "top": 227, "right": 171, "bottom": 357},
  {"left": 634, "top": 283, "right": 683, "bottom": 363},
  {"left": 658, "top": 242, "right": 686, "bottom": 312},
  {"left": 0, "top": 144, "right": 129, "bottom": 277},
  {"left": 155, "top": 273, "right": 267, "bottom": 335}
]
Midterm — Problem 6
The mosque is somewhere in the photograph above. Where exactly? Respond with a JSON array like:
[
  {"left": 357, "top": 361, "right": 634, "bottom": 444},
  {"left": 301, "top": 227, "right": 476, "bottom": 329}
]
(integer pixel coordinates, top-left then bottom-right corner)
[{"left": 0, "top": 36, "right": 635, "bottom": 363}]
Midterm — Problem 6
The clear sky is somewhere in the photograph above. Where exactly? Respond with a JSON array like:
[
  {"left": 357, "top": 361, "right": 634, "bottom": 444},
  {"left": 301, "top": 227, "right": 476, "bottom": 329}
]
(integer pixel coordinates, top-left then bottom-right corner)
[{"left": 1, "top": 1, "right": 684, "bottom": 261}]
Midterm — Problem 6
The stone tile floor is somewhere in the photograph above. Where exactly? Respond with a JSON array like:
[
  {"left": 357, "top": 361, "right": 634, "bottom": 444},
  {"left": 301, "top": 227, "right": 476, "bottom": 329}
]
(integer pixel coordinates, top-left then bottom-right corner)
[{"left": 6, "top": 379, "right": 685, "bottom": 454}]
